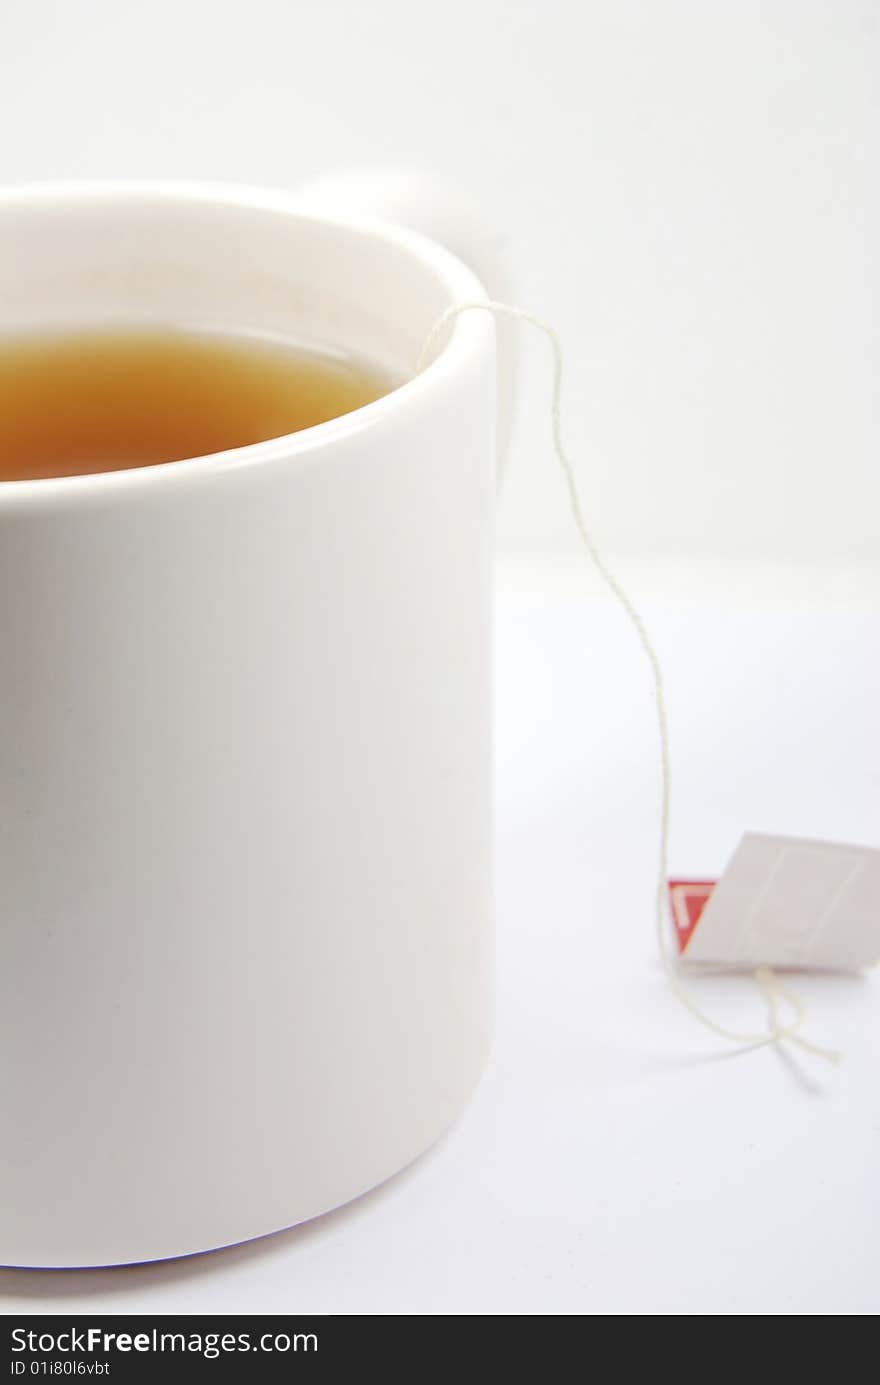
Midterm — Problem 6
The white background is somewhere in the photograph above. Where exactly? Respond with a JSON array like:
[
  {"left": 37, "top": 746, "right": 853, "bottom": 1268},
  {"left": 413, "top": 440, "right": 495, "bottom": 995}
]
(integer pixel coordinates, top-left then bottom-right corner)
[
  {"left": 2, "top": 0, "right": 878, "bottom": 559},
  {"left": 1, "top": 0, "right": 878, "bottom": 1316}
]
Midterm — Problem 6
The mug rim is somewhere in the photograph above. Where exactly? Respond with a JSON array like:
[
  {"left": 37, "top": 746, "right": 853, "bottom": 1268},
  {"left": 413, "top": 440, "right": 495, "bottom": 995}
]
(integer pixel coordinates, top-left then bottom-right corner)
[{"left": 0, "top": 179, "right": 491, "bottom": 508}]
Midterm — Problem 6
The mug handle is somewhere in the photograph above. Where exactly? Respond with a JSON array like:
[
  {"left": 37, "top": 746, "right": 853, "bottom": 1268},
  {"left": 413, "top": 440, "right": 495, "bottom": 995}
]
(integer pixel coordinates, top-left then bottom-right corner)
[{"left": 292, "top": 167, "right": 517, "bottom": 482}]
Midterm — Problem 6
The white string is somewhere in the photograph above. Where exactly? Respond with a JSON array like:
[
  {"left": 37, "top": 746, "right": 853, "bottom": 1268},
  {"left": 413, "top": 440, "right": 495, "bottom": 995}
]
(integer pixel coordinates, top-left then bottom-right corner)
[{"left": 418, "top": 300, "right": 841, "bottom": 1065}]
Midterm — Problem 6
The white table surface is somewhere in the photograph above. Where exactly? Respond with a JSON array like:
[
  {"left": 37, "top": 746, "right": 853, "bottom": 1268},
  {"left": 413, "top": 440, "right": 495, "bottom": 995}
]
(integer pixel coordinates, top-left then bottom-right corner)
[{"left": 2, "top": 552, "right": 877, "bottom": 1316}]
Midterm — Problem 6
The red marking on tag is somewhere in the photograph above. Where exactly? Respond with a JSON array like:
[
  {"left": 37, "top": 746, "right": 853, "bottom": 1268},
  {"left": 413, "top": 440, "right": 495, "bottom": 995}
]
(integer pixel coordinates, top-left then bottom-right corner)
[{"left": 668, "top": 880, "right": 717, "bottom": 953}]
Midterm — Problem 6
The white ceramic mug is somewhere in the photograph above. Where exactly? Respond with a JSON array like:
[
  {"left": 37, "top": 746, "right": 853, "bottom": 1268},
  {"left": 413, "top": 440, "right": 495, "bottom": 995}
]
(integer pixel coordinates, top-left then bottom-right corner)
[{"left": 0, "top": 177, "right": 507, "bottom": 1267}]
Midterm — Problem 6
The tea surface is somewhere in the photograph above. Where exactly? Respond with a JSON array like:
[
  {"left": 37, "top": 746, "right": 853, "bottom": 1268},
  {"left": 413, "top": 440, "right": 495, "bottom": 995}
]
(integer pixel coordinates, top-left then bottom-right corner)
[{"left": 0, "top": 327, "right": 391, "bottom": 481}]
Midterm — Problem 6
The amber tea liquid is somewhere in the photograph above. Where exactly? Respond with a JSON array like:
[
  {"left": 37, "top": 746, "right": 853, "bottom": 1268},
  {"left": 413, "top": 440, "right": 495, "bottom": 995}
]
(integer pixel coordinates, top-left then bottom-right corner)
[{"left": 0, "top": 326, "right": 392, "bottom": 481}]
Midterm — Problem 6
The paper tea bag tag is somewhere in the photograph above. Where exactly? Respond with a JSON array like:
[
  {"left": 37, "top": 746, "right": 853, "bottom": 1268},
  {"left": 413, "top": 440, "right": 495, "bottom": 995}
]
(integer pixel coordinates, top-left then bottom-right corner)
[{"left": 672, "top": 833, "right": 880, "bottom": 972}]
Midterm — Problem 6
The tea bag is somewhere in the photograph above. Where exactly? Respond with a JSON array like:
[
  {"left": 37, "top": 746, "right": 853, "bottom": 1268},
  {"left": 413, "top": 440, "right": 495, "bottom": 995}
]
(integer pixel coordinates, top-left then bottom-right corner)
[
  {"left": 419, "top": 301, "right": 877, "bottom": 1065},
  {"left": 674, "top": 833, "right": 880, "bottom": 972}
]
